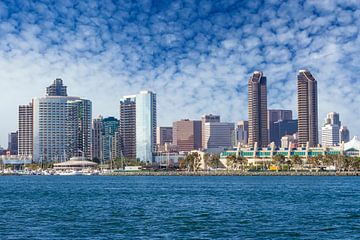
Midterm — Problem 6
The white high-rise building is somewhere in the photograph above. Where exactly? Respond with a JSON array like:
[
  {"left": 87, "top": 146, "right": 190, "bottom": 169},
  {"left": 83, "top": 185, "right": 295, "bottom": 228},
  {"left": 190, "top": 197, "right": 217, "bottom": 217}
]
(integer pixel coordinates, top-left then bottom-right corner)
[
  {"left": 321, "top": 112, "right": 341, "bottom": 147},
  {"left": 203, "top": 122, "right": 234, "bottom": 149},
  {"left": 136, "top": 91, "right": 157, "bottom": 162},
  {"left": 321, "top": 124, "right": 340, "bottom": 147},
  {"left": 32, "top": 79, "right": 92, "bottom": 163}
]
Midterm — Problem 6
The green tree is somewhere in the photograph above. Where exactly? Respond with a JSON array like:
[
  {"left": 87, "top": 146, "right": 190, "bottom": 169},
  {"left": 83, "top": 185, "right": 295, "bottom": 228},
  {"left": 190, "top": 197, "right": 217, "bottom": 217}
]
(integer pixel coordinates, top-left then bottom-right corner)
[
  {"left": 208, "top": 154, "right": 221, "bottom": 169},
  {"left": 290, "top": 154, "right": 302, "bottom": 171},
  {"left": 273, "top": 154, "right": 286, "bottom": 171},
  {"left": 226, "top": 154, "right": 236, "bottom": 170}
]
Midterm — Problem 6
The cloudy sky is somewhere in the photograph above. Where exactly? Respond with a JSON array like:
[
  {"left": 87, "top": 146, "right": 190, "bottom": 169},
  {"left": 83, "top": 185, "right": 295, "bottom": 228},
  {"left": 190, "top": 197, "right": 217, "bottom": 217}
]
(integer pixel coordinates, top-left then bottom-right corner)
[{"left": 0, "top": 0, "right": 359, "bottom": 147}]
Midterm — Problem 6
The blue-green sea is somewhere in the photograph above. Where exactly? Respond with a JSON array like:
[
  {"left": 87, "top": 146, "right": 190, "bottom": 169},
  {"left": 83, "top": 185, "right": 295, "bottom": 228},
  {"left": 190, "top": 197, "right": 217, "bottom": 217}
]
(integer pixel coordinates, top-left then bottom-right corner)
[{"left": 0, "top": 176, "right": 359, "bottom": 239}]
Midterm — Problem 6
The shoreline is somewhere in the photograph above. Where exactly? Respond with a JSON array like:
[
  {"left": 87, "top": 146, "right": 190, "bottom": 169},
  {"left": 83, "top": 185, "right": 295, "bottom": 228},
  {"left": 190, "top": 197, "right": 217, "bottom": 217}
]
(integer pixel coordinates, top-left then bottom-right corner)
[
  {"left": 0, "top": 171, "right": 359, "bottom": 177},
  {"left": 103, "top": 171, "right": 360, "bottom": 176}
]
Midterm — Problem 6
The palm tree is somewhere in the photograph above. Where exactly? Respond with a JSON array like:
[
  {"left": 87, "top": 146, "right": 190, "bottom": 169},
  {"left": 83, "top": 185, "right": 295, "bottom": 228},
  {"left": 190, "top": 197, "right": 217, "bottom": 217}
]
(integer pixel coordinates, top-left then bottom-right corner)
[
  {"left": 237, "top": 156, "right": 248, "bottom": 172},
  {"left": 203, "top": 153, "right": 210, "bottom": 171},
  {"left": 226, "top": 154, "right": 237, "bottom": 170},
  {"left": 208, "top": 154, "right": 221, "bottom": 170},
  {"left": 273, "top": 154, "right": 286, "bottom": 171},
  {"left": 290, "top": 154, "right": 302, "bottom": 171}
]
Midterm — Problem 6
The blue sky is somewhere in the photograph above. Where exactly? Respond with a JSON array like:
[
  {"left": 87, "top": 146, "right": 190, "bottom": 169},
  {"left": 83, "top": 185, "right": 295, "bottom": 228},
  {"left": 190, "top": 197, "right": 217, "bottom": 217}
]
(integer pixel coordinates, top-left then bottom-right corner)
[{"left": 0, "top": 0, "right": 359, "bottom": 146}]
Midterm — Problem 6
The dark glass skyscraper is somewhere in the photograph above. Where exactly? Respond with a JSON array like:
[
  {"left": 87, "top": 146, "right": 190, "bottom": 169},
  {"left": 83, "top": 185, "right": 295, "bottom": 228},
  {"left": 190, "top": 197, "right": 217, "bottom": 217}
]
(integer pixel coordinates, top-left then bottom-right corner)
[
  {"left": 297, "top": 70, "right": 318, "bottom": 147},
  {"left": 248, "top": 71, "right": 268, "bottom": 147}
]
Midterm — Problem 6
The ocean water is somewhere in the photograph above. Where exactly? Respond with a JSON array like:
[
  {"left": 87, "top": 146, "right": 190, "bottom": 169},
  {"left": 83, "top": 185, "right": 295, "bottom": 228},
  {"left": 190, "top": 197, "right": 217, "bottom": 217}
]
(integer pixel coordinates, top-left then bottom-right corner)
[{"left": 0, "top": 176, "right": 359, "bottom": 239}]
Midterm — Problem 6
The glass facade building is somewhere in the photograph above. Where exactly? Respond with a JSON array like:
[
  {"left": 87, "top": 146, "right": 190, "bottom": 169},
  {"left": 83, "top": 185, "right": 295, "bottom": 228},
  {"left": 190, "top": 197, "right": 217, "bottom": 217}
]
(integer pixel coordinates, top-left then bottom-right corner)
[{"left": 136, "top": 91, "right": 157, "bottom": 162}]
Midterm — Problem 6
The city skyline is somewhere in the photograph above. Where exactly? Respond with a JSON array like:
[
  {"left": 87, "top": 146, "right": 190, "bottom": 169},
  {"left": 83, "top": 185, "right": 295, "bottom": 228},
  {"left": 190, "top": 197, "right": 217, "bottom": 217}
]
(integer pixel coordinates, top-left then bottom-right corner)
[{"left": 1, "top": 1, "right": 360, "bottom": 146}]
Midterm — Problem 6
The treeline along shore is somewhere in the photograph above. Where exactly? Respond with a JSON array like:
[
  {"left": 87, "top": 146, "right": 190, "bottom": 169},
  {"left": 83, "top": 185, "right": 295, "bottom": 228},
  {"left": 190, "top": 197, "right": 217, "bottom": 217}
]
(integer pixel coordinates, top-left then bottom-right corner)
[{"left": 103, "top": 170, "right": 360, "bottom": 177}]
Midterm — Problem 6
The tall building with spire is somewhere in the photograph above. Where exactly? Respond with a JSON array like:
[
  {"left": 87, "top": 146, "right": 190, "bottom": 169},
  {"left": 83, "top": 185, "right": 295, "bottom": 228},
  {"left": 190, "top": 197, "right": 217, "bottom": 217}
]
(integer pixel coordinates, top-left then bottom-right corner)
[
  {"left": 248, "top": 71, "right": 268, "bottom": 147},
  {"left": 297, "top": 70, "right": 318, "bottom": 147}
]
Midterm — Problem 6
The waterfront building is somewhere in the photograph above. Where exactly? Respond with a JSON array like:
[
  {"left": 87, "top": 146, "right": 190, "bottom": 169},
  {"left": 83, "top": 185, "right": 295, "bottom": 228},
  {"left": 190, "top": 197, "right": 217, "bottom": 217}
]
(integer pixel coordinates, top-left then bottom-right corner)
[
  {"left": 172, "top": 119, "right": 202, "bottom": 152},
  {"left": 236, "top": 120, "right": 248, "bottom": 146},
  {"left": 32, "top": 79, "right": 92, "bottom": 163},
  {"left": 340, "top": 126, "right": 350, "bottom": 143},
  {"left": 18, "top": 103, "right": 33, "bottom": 157},
  {"left": 268, "top": 109, "right": 292, "bottom": 145},
  {"left": 272, "top": 119, "right": 298, "bottom": 147},
  {"left": 297, "top": 69, "right": 318, "bottom": 147},
  {"left": 92, "top": 116, "right": 103, "bottom": 161},
  {"left": 7, "top": 131, "right": 18, "bottom": 155},
  {"left": 120, "top": 96, "right": 136, "bottom": 160},
  {"left": 220, "top": 136, "right": 360, "bottom": 163},
  {"left": 201, "top": 114, "right": 220, "bottom": 149},
  {"left": 248, "top": 71, "right": 268, "bottom": 147},
  {"left": 102, "top": 117, "right": 120, "bottom": 162},
  {"left": 136, "top": 91, "right": 157, "bottom": 163},
  {"left": 203, "top": 122, "right": 234, "bottom": 149}
]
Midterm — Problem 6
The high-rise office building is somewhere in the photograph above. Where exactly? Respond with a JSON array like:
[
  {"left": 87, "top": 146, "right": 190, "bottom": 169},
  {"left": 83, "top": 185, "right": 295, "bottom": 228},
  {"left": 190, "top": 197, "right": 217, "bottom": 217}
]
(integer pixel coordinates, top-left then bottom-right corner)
[
  {"left": 248, "top": 71, "right": 268, "bottom": 147},
  {"left": 236, "top": 120, "right": 249, "bottom": 146},
  {"left": 120, "top": 96, "right": 136, "bottom": 160},
  {"left": 46, "top": 78, "right": 67, "bottom": 96},
  {"left": 136, "top": 91, "right": 157, "bottom": 163},
  {"left": 173, "top": 119, "right": 202, "bottom": 152},
  {"left": 156, "top": 127, "right": 173, "bottom": 146},
  {"left": 18, "top": 103, "right": 33, "bottom": 156},
  {"left": 8, "top": 131, "right": 18, "bottom": 155},
  {"left": 324, "top": 112, "right": 341, "bottom": 126},
  {"left": 322, "top": 124, "right": 340, "bottom": 147},
  {"left": 102, "top": 117, "right": 120, "bottom": 162},
  {"left": 268, "top": 109, "right": 293, "bottom": 144},
  {"left": 321, "top": 112, "right": 341, "bottom": 147},
  {"left": 67, "top": 99, "right": 92, "bottom": 159},
  {"left": 32, "top": 80, "right": 92, "bottom": 163},
  {"left": 203, "top": 122, "right": 234, "bottom": 149},
  {"left": 297, "top": 69, "right": 318, "bottom": 147},
  {"left": 201, "top": 114, "right": 220, "bottom": 149},
  {"left": 272, "top": 119, "right": 298, "bottom": 147},
  {"left": 340, "top": 126, "right": 350, "bottom": 143},
  {"left": 92, "top": 116, "right": 103, "bottom": 160}
]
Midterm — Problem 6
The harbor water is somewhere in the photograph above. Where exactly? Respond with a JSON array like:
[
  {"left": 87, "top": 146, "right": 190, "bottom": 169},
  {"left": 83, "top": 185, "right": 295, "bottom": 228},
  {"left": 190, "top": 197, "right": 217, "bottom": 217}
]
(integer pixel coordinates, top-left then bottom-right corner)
[{"left": 0, "top": 176, "right": 359, "bottom": 239}]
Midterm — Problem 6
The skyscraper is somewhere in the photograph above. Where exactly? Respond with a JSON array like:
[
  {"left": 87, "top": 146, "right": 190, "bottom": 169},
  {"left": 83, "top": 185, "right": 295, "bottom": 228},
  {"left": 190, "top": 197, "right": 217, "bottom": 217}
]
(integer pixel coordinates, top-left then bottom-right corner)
[
  {"left": 201, "top": 114, "right": 220, "bottom": 149},
  {"left": 102, "top": 117, "right": 120, "bottom": 162},
  {"left": 321, "top": 112, "right": 341, "bottom": 147},
  {"left": 248, "top": 71, "right": 268, "bottom": 147},
  {"left": 236, "top": 120, "right": 248, "bottom": 146},
  {"left": 203, "top": 122, "right": 234, "bottom": 149},
  {"left": 8, "top": 131, "right": 18, "bottom": 155},
  {"left": 92, "top": 116, "right": 103, "bottom": 161},
  {"left": 340, "top": 126, "right": 350, "bottom": 143},
  {"left": 268, "top": 109, "right": 293, "bottom": 144},
  {"left": 32, "top": 80, "right": 92, "bottom": 162},
  {"left": 156, "top": 127, "right": 173, "bottom": 146},
  {"left": 120, "top": 96, "right": 136, "bottom": 160},
  {"left": 172, "top": 119, "right": 202, "bottom": 152},
  {"left": 272, "top": 119, "right": 298, "bottom": 147},
  {"left": 46, "top": 78, "right": 67, "bottom": 96},
  {"left": 136, "top": 91, "right": 157, "bottom": 163},
  {"left": 297, "top": 69, "right": 318, "bottom": 147},
  {"left": 18, "top": 103, "right": 33, "bottom": 156}
]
